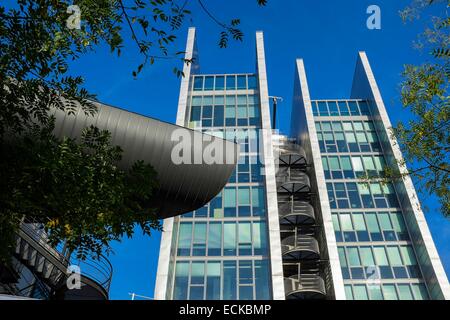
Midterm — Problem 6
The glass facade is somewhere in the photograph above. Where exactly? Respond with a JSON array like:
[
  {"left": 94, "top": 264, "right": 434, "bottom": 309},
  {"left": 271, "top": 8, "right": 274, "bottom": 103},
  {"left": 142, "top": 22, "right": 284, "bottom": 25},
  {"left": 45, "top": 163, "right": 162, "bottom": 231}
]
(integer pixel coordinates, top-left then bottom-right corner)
[
  {"left": 167, "top": 74, "right": 272, "bottom": 300},
  {"left": 314, "top": 99, "right": 429, "bottom": 300}
]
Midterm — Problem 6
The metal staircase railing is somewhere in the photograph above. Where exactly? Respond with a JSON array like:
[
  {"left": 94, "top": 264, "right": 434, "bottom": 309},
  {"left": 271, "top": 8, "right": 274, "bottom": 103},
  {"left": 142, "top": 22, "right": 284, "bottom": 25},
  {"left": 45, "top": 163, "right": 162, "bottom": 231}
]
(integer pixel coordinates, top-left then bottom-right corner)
[
  {"left": 275, "top": 136, "right": 327, "bottom": 299},
  {"left": 11, "top": 219, "right": 112, "bottom": 299}
]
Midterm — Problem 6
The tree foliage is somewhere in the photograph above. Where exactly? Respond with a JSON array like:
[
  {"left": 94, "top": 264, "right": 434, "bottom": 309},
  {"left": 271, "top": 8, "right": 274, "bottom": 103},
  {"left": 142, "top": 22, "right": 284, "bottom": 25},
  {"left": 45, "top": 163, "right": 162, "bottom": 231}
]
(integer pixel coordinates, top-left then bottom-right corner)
[
  {"left": 389, "top": 0, "right": 450, "bottom": 216},
  {"left": 0, "top": 0, "right": 268, "bottom": 261}
]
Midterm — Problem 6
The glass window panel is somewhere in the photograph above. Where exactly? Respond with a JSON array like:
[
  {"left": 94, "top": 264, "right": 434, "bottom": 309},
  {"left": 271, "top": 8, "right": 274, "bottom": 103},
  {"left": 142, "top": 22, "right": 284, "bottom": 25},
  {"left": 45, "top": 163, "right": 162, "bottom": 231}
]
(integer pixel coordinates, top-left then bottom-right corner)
[
  {"left": 341, "top": 156, "right": 352, "bottom": 170},
  {"left": 411, "top": 284, "right": 428, "bottom": 300},
  {"left": 193, "top": 76, "right": 203, "bottom": 91},
  {"left": 321, "top": 122, "right": 332, "bottom": 131},
  {"left": 223, "top": 261, "right": 237, "bottom": 299},
  {"left": 173, "top": 262, "right": 189, "bottom": 299},
  {"left": 328, "top": 102, "right": 339, "bottom": 116},
  {"left": 353, "top": 213, "right": 367, "bottom": 231},
  {"left": 338, "top": 247, "right": 347, "bottom": 267},
  {"left": 358, "top": 183, "right": 371, "bottom": 195},
  {"left": 360, "top": 247, "right": 375, "bottom": 266},
  {"left": 356, "top": 132, "right": 368, "bottom": 143},
  {"left": 206, "top": 262, "right": 221, "bottom": 300},
  {"left": 387, "top": 246, "right": 403, "bottom": 266},
  {"left": 379, "top": 213, "right": 393, "bottom": 230},
  {"left": 318, "top": 102, "right": 328, "bottom": 116},
  {"left": 400, "top": 246, "right": 417, "bottom": 266},
  {"left": 353, "top": 285, "right": 369, "bottom": 300},
  {"left": 178, "top": 223, "right": 192, "bottom": 255},
  {"left": 368, "top": 285, "right": 383, "bottom": 300},
  {"left": 239, "top": 286, "right": 253, "bottom": 300},
  {"left": 248, "top": 95, "right": 258, "bottom": 104},
  {"left": 363, "top": 157, "right": 376, "bottom": 171},
  {"left": 370, "top": 183, "right": 382, "bottom": 195},
  {"left": 398, "top": 284, "right": 413, "bottom": 300},
  {"left": 239, "top": 261, "right": 253, "bottom": 285},
  {"left": 215, "top": 76, "right": 225, "bottom": 90},
  {"left": 339, "top": 102, "right": 350, "bottom": 115},
  {"left": 248, "top": 105, "right": 257, "bottom": 118},
  {"left": 335, "top": 132, "right": 345, "bottom": 141},
  {"left": 252, "top": 186, "right": 264, "bottom": 209},
  {"left": 254, "top": 260, "right": 270, "bottom": 299},
  {"left": 332, "top": 122, "right": 343, "bottom": 131},
  {"left": 332, "top": 214, "right": 341, "bottom": 231},
  {"left": 324, "top": 133, "right": 333, "bottom": 141},
  {"left": 340, "top": 214, "right": 353, "bottom": 231},
  {"left": 373, "top": 156, "right": 385, "bottom": 171},
  {"left": 226, "top": 75, "right": 236, "bottom": 90},
  {"left": 208, "top": 223, "right": 222, "bottom": 256},
  {"left": 214, "top": 95, "right": 225, "bottom": 105},
  {"left": 224, "top": 188, "right": 236, "bottom": 207},
  {"left": 343, "top": 122, "right": 353, "bottom": 131},
  {"left": 238, "top": 187, "right": 250, "bottom": 205},
  {"left": 351, "top": 157, "right": 364, "bottom": 172},
  {"left": 191, "top": 262, "right": 205, "bottom": 284},
  {"left": 204, "top": 76, "right": 214, "bottom": 90},
  {"left": 192, "top": 96, "right": 202, "bottom": 106},
  {"left": 322, "top": 157, "right": 329, "bottom": 170},
  {"left": 364, "top": 121, "right": 375, "bottom": 130},
  {"left": 226, "top": 95, "right": 236, "bottom": 105},
  {"left": 391, "top": 213, "right": 406, "bottom": 232},
  {"left": 347, "top": 247, "right": 361, "bottom": 266},
  {"left": 366, "top": 214, "right": 381, "bottom": 232},
  {"left": 329, "top": 156, "right": 341, "bottom": 170},
  {"left": 194, "top": 223, "right": 207, "bottom": 243},
  {"left": 366, "top": 131, "right": 378, "bottom": 143},
  {"left": 383, "top": 285, "right": 398, "bottom": 300},
  {"left": 190, "top": 106, "right": 201, "bottom": 122},
  {"left": 223, "top": 223, "right": 236, "bottom": 254},
  {"left": 213, "top": 105, "right": 224, "bottom": 126},
  {"left": 253, "top": 222, "right": 267, "bottom": 254},
  {"left": 382, "top": 183, "right": 396, "bottom": 195},
  {"left": 348, "top": 102, "right": 360, "bottom": 115},
  {"left": 247, "top": 75, "right": 257, "bottom": 89},
  {"left": 238, "top": 222, "right": 251, "bottom": 243},
  {"left": 315, "top": 122, "right": 321, "bottom": 132},
  {"left": 345, "top": 285, "right": 354, "bottom": 300},
  {"left": 373, "top": 247, "right": 389, "bottom": 265},
  {"left": 237, "top": 95, "right": 247, "bottom": 105},
  {"left": 237, "top": 105, "right": 247, "bottom": 118},
  {"left": 226, "top": 105, "right": 236, "bottom": 118},
  {"left": 203, "top": 95, "right": 213, "bottom": 105},
  {"left": 237, "top": 75, "right": 247, "bottom": 89},
  {"left": 353, "top": 122, "right": 364, "bottom": 130},
  {"left": 346, "top": 132, "right": 356, "bottom": 143}
]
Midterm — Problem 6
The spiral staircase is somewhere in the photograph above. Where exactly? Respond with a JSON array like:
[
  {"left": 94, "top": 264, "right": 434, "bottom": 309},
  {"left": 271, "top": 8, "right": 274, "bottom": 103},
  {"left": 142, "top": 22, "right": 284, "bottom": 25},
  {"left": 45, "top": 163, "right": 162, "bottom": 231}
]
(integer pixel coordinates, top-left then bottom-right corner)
[
  {"left": 274, "top": 135, "right": 327, "bottom": 300},
  {"left": 0, "top": 220, "right": 112, "bottom": 300}
]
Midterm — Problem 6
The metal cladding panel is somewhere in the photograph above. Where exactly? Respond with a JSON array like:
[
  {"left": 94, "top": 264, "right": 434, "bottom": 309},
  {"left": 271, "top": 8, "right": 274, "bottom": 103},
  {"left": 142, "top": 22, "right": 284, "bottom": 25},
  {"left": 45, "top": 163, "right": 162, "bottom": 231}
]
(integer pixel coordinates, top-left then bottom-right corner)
[{"left": 51, "top": 102, "right": 239, "bottom": 219}]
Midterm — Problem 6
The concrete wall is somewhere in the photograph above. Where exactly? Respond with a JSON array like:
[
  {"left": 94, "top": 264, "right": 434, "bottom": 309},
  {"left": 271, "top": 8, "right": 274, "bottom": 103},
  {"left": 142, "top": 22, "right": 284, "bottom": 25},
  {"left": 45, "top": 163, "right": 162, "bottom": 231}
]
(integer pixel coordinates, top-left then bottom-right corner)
[{"left": 255, "top": 31, "right": 285, "bottom": 300}]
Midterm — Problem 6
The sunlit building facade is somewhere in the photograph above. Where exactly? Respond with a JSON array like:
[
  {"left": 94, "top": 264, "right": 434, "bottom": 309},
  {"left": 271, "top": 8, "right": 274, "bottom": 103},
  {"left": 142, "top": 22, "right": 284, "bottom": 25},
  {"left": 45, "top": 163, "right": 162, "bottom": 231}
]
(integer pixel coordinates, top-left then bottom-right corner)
[{"left": 155, "top": 28, "right": 450, "bottom": 300}]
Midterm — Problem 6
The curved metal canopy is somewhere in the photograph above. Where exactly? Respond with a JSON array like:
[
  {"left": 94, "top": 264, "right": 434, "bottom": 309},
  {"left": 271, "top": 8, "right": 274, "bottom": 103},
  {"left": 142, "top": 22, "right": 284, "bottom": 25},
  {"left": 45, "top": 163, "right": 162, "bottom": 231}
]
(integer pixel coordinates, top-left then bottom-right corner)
[{"left": 51, "top": 102, "right": 239, "bottom": 219}]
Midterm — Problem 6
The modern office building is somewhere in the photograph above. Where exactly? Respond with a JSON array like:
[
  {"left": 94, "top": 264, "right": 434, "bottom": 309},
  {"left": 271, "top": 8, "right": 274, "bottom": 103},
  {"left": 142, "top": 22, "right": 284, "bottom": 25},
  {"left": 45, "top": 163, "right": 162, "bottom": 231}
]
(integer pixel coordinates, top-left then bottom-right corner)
[{"left": 155, "top": 28, "right": 450, "bottom": 300}]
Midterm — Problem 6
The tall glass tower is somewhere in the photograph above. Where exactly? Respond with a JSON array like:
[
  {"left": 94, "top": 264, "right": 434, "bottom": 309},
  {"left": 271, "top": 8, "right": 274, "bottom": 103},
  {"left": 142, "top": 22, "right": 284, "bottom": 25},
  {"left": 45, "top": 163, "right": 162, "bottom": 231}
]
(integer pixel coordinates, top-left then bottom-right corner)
[
  {"left": 155, "top": 28, "right": 285, "bottom": 300},
  {"left": 155, "top": 29, "right": 450, "bottom": 300}
]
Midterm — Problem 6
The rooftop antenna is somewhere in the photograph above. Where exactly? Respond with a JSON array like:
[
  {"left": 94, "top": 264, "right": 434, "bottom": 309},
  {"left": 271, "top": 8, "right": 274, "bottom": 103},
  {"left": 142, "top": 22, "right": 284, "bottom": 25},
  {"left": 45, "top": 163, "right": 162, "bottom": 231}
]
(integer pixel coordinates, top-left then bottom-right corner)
[{"left": 269, "top": 96, "right": 283, "bottom": 130}]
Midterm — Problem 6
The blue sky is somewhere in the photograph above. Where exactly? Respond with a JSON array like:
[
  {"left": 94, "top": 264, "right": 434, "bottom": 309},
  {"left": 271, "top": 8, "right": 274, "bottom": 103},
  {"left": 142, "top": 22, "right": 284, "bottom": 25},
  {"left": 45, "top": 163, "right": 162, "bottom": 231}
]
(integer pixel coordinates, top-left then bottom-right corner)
[{"left": 62, "top": 0, "right": 450, "bottom": 299}]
